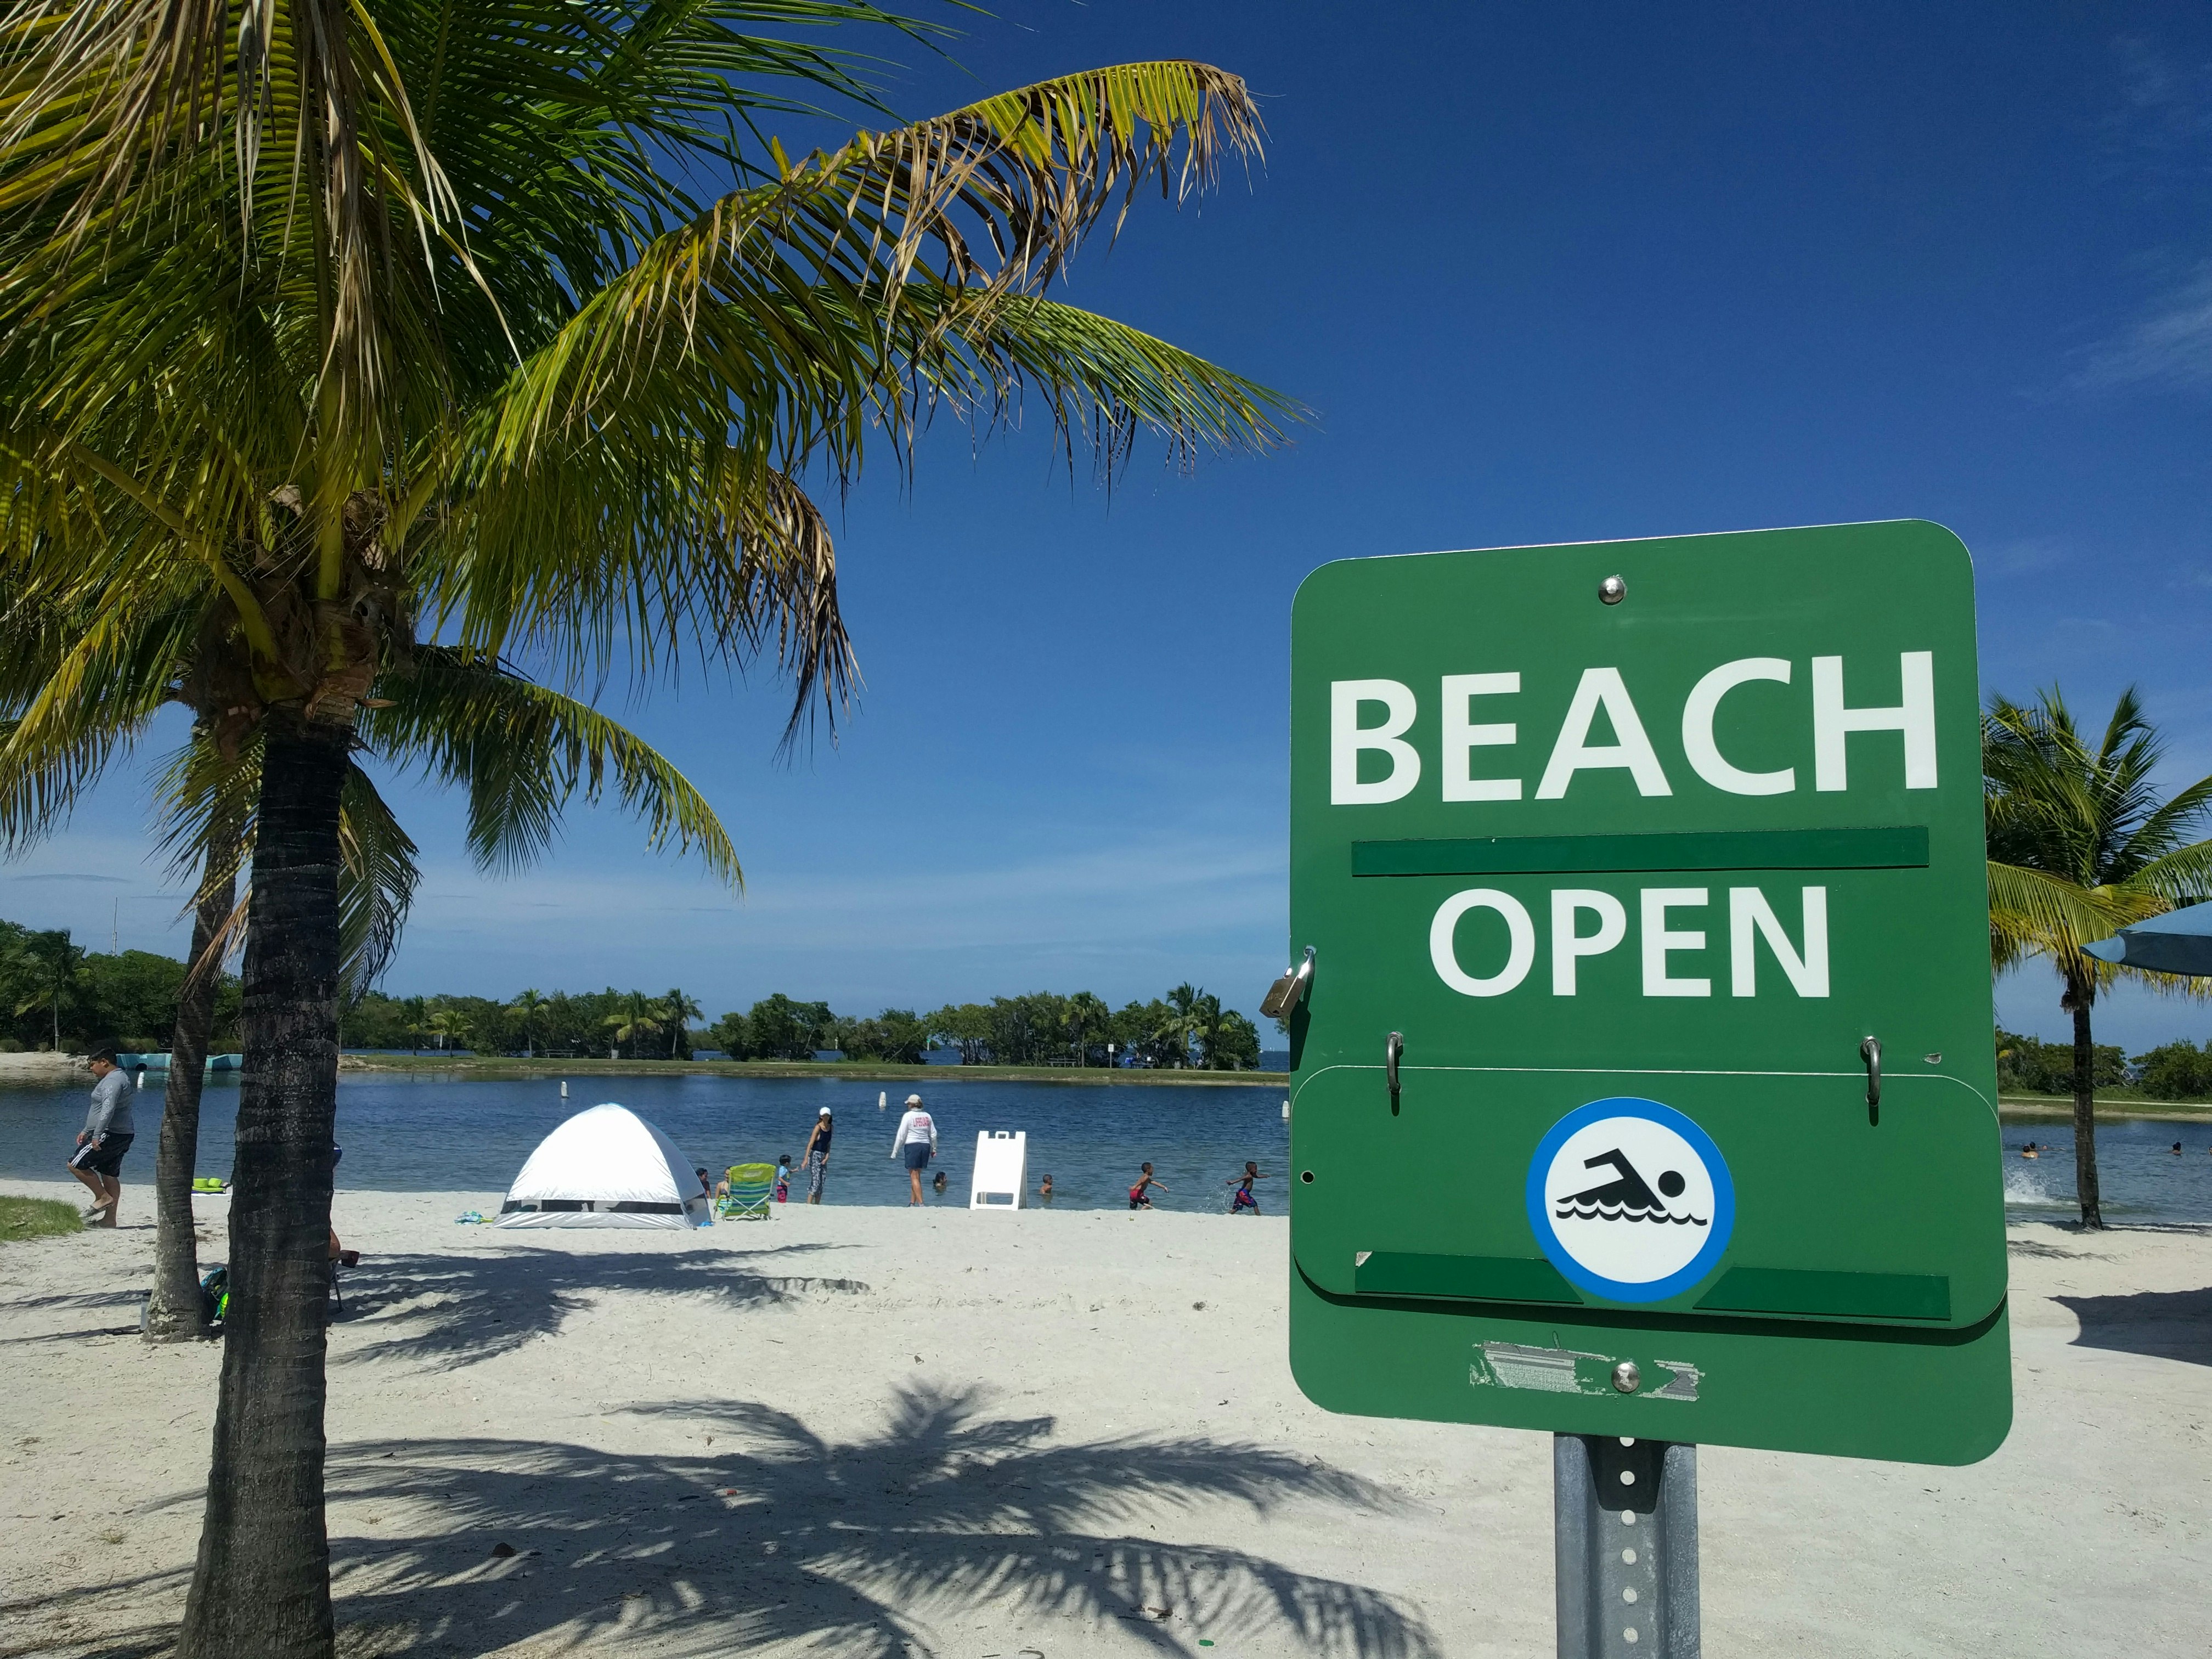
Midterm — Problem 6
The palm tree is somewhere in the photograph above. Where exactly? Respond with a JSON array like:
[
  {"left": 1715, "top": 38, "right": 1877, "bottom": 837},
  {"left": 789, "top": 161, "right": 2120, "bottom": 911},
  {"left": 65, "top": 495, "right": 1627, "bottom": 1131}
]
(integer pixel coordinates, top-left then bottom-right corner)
[
  {"left": 427, "top": 1008, "right": 469, "bottom": 1054},
  {"left": 510, "top": 989, "right": 547, "bottom": 1060},
  {"left": 129, "top": 690, "right": 705, "bottom": 1339},
  {"left": 1985, "top": 687, "right": 2212, "bottom": 1227},
  {"left": 9, "top": 929, "right": 85, "bottom": 1052},
  {"left": 1065, "top": 990, "right": 1110, "bottom": 1066},
  {"left": 1192, "top": 990, "right": 1226, "bottom": 1069},
  {"left": 1160, "top": 983, "right": 1205, "bottom": 1070},
  {"left": 400, "top": 997, "right": 428, "bottom": 1056},
  {"left": 605, "top": 992, "right": 664, "bottom": 1060},
  {"left": 662, "top": 988, "right": 703, "bottom": 1058},
  {"left": 1, "top": 3, "right": 1285, "bottom": 1649}
]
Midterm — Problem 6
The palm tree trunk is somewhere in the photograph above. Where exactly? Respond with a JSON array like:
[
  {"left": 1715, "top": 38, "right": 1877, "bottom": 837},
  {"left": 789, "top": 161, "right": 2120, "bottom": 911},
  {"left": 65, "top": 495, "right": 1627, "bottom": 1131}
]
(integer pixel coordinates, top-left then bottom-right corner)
[
  {"left": 2069, "top": 987, "right": 2104, "bottom": 1229},
  {"left": 179, "top": 713, "right": 349, "bottom": 1659},
  {"left": 143, "top": 864, "right": 236, "bottom": 1344}
]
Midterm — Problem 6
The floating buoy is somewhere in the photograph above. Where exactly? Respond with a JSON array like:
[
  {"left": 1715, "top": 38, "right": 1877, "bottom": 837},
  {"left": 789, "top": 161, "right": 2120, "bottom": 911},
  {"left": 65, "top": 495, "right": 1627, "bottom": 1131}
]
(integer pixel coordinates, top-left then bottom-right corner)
[
  {"left": 879, "top": 1090, "right": 887, "bottom": 1110},
  {"left": 1282, "top": 1098, "right": 1290, "bottom": 1120},
  {"left": 560, "top": 1080, "right": 569, "bottom": 1098}
]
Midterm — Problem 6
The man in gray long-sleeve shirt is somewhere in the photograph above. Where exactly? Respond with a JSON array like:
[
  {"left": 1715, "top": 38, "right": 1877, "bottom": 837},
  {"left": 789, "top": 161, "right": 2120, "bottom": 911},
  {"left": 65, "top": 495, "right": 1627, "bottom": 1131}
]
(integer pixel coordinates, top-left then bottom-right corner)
[{"left": 67, "top": 1048, "right": 134, "bottom": 1227}]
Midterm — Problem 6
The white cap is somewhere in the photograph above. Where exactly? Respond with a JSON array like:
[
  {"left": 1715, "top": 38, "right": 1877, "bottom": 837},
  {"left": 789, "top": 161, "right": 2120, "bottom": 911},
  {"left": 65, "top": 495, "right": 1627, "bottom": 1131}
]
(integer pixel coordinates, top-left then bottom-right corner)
[
  {"left": 819, "top": 1106, "right": 832, "bottom": 1116},
  {"left": 905, "top": 1093, "right": 922, "bottom": 1105}
]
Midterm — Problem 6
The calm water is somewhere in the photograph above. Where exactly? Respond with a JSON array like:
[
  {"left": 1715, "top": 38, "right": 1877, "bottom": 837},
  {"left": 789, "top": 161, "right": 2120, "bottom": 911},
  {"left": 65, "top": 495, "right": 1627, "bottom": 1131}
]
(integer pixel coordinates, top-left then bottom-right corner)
[
  {"left": 0, "top": 1073, "right": 1291, "bottom": 1214},
  {"left": 9, "top": 1073, "right": 2209, "bottom": 1223}
]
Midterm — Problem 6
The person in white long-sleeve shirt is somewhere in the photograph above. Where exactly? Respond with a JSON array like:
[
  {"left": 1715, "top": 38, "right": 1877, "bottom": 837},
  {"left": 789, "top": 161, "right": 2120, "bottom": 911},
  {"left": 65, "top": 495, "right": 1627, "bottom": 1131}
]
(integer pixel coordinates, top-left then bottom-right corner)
[{"left": 890, "top": 1094, "right": 939, "bottom": 1205}]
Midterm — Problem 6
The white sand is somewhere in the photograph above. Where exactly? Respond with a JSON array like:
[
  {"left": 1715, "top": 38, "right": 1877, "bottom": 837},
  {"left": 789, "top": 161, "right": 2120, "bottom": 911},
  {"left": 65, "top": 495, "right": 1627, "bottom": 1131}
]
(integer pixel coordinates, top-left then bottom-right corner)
[{"left": 0, "top": 1179, "right": 2206, "bottom": 1658}]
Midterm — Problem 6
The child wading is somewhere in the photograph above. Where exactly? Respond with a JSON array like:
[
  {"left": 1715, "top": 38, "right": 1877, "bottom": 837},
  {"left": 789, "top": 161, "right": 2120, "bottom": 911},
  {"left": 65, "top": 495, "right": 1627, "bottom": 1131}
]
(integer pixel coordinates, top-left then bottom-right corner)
[
  {"left": 1128, "top": 1163, "right": 1166, "bottom": 1210},
  {"left": 1227, "top": 1160, "right": 1266, "bottom": 1215}
]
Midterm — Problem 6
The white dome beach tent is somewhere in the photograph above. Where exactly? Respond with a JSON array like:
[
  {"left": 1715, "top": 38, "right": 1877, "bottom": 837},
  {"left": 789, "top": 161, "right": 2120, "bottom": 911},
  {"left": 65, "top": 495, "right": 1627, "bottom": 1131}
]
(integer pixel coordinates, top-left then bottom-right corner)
[{"left": 498, "top": 1104, "right": 712, "bottom": 1229}]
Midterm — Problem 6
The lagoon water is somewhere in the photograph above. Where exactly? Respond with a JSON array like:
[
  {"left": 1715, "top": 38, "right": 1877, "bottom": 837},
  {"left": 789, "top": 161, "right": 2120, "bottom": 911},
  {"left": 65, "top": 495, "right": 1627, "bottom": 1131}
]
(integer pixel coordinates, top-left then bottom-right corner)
[
  {"left": 1998, "top": 1119, "right": 2212, "bottom": 1228},
  {"left": 5, "top": 1071, "right": 2209, "bottom": 1222},
  {"left": 0, "top": 1072, "right": 1291, "bottom": 1214}
]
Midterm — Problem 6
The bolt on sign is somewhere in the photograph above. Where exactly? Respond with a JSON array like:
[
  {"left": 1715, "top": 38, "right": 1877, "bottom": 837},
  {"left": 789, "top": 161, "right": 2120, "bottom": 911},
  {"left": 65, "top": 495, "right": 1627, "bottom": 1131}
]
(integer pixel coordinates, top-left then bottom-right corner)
[{"left": 1280, "top": 521, "right": 2010, "bottom": 1465}]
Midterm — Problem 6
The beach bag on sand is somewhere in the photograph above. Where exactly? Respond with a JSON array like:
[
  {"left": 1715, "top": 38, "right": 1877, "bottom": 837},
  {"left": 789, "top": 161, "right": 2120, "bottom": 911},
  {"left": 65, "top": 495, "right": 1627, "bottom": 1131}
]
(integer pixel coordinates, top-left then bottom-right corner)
[{"left": 199, "top": 1265, "right": 229, "bottom": 1329}]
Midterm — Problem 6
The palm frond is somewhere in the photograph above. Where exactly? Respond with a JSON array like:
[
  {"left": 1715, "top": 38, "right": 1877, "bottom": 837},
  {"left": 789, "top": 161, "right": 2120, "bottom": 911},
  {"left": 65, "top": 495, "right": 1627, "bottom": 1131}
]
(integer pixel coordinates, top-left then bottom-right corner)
[
  {"left": 337, "top": 762, "right": 420, "bottom": 995},
  {"left": 466, "top": 60, "right": 1268, "bottom": 478},
  {"left": 2119, "top": 838, "right": 2212, "bottom": 908},
  {"left": 892, "top": 289, "right": 1300, "bottom": 476},
  {"left": 2116, "top": 771, "right": 2212, "bottom": 876},
  {"left": 363, "top": 648, "right": 742, "bottom": 887},
  {"left": 1986, "top": 860, "right": 2139, "bottom": 962},
  {"left": 151, "top": 729, "right": 418, "bottom": 992},
  {"left": 0, "top": 597, "right": 191, "bottom": 851}
]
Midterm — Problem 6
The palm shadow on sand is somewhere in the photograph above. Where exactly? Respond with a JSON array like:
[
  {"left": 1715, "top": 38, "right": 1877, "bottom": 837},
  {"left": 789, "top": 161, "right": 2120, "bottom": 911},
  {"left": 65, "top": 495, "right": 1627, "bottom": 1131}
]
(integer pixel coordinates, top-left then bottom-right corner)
[
  {"left": 2053, "top": 1285, "right": 2212, "bottom": 1367},
  {"left": 328, "top": 1244, "right": 870, "bottom": 1369},
  {"left": 306, "top": 1381, "right": 1440, "bottom": 1657}
]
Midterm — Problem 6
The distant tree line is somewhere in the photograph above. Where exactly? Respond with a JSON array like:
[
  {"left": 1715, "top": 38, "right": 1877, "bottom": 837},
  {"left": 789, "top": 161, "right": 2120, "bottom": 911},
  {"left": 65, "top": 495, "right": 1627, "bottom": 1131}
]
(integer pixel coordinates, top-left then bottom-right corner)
[
  {"left": 709, "top": 985, "right": 1262, "bottom": 1069},
  {"left": 0, "top": 917, "right": 242, "bottom": 1052},
  {"left": 342, "top": 980, "right": 1262, "bottom": 1069},
  {"left": 341, "top": 985, "right": 706, "bottom": 1060},
  {"left": 1996, "top": 1026, "right": 2212, "bottom": 1101}
]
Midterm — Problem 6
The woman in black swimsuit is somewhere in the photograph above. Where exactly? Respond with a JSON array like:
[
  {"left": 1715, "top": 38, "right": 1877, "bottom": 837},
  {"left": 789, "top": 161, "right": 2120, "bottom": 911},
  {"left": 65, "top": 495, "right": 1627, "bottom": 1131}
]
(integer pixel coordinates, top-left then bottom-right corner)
[{"left": 801, "top": 1107, "right": 833, "bottom": 1203}]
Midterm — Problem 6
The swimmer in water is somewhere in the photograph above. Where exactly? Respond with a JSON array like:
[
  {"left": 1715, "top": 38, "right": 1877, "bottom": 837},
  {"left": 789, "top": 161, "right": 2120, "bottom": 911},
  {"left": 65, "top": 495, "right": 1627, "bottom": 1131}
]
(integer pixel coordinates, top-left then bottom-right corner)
[
  {"left": 2174, "top": 1142, "right": 2185, "bottom": 1155},
  {"left": 932, "top": 1169, "right": 949, "bottom": 1194},
  {"left": 1039, "top": 1173, "right": 1053, "bottom": 1203},
  {"left": 2022, "top": 1142, "right": 2040, "bottom": 1159}
]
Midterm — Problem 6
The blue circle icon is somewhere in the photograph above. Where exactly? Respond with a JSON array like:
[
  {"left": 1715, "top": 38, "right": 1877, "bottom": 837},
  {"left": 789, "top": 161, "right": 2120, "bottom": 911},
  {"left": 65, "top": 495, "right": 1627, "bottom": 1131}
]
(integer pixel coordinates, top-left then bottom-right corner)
[{"left": 1525, "top": 1097, "right": 1734, "bottom": 1304}]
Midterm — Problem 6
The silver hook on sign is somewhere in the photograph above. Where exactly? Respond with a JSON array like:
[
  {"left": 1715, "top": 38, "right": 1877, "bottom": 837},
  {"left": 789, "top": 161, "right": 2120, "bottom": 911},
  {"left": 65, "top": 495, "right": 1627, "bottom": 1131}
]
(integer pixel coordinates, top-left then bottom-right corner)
[
  {"left": 1261, "top": 946, "right": 1315, "bottom": 1021},
  {"left": 1386, "top": 1031, "right": 1403, "bottom": 1115},
  {"left": 1860, "top": 1035, "right": 1882, "bottom": 1124}
]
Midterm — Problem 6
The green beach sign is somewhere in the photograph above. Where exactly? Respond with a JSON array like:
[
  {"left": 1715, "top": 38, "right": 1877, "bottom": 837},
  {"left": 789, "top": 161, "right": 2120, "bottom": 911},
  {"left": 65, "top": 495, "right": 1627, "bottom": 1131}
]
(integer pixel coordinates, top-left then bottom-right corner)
[{"left": 1283, "top": 521, "right": 2010, "bottom": 1465}]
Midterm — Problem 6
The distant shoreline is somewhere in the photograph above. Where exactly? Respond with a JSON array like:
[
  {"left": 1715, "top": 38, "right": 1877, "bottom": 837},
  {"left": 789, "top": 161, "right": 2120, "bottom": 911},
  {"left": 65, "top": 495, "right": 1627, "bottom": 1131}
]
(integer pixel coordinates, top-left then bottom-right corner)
[
  {"left": 1998, "top": 1093, "right": 2212, "bottom": 1125},
  {"left": 38, "top": 1049, "right": 2212, "bottom": 1118},
  {"left": 338, "top": 1054, "right": 1287, "bottom": 1088}
]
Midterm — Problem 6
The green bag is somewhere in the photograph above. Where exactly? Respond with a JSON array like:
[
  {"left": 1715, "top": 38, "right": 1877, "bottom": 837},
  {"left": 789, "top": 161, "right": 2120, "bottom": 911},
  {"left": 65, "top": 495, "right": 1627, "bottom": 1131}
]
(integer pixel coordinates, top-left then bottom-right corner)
[{"left": 199, "top": 1265, "right": 229, "bottom": 1328}]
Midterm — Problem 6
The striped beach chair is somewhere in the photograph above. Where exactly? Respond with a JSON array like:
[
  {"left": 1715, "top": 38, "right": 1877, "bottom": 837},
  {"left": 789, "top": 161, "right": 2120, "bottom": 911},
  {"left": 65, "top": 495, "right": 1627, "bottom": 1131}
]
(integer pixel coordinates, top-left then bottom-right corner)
[{"left": 719, "top": 1163, "right": 775, "bottom": 1220}]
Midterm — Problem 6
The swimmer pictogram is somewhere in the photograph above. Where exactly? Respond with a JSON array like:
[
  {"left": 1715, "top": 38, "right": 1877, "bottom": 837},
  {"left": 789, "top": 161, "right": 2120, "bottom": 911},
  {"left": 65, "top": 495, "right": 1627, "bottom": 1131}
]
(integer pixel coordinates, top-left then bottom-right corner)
[
  {"left": 1554, "top": 1149, "right": 1707, "bottom": 1226},
  {"left": 1526, "top": 1098, "right": 1734, "bottom": 1302}
]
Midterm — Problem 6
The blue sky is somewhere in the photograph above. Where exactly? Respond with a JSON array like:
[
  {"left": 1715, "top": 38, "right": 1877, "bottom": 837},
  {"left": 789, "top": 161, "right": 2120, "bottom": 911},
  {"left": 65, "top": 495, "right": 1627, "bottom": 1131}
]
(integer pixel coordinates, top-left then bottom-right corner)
[{"left": 9, "top": 2, "right": 2212, "bottom": 1049}]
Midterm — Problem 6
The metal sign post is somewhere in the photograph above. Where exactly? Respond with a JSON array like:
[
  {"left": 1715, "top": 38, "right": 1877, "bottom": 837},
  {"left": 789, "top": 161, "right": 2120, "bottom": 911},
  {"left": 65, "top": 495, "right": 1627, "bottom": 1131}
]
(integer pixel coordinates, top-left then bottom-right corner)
[
  {"left": 1555, "top": 1435, "right": 1696, "bottom": 1657},
  {"left": 1278, "top": 522, "right": 2011, "bottom": 1652}
]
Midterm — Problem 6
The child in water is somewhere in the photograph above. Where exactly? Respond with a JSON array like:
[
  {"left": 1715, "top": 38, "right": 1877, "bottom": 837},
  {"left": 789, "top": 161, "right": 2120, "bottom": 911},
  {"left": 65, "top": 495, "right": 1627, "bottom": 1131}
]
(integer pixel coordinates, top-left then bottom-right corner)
[
  {"left": 1227, "top": 1160, "right": 1265, "bottom": 1215},
  {"left": 1039, "top": 1173, "right": 1054, "bottom": 1203},
  {"left": 1128, "top": 1163, "right": 1166, "bottom": 1210},
  {"left": 932, "top": 1169, "right": 949, "bottom": 1195},
  {"left": 773, "top": 1155, "right": 793, "bottom": 1203}
]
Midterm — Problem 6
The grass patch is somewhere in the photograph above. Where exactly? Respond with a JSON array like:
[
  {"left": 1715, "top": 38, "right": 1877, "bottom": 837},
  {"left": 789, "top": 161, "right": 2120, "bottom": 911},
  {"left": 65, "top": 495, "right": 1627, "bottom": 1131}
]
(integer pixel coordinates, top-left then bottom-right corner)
[{"left": 0, "top": 1195, "right": 82, "bottom": 1242}]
